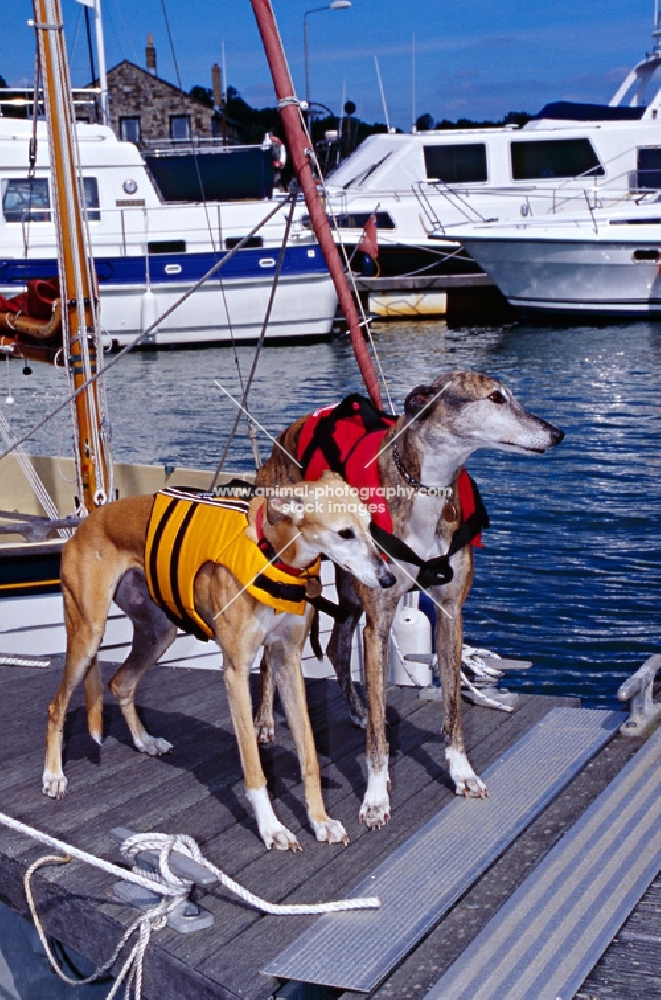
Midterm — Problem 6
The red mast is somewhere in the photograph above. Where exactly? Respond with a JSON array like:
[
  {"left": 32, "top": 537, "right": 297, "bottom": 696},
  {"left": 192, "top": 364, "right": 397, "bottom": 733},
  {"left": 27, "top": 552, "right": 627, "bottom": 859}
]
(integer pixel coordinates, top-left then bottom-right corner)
[{"left": 250, "top": 0, "right": 383, "bottom": 410}]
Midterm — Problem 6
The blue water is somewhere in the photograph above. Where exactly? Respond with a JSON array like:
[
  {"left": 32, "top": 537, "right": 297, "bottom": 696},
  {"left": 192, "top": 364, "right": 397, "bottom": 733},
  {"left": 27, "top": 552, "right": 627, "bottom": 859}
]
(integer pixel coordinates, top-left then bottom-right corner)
[{"left": 5, "top": 319, "right": 660, "bottom": 708}]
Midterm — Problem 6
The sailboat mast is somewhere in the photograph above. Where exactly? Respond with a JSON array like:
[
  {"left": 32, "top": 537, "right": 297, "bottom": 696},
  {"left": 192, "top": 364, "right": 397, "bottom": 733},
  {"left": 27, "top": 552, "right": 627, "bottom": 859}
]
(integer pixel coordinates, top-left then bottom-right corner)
[
  {"left": 32, "top": 0, "right": 112, "bottom": 512},
  {"left": 249, "top": 0, "right": 383, "bottom": 410}
]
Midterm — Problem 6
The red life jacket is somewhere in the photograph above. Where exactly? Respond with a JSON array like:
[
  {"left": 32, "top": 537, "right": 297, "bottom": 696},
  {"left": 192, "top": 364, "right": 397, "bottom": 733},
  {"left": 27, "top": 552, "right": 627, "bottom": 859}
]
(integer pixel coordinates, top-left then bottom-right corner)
[{"left": 297, "top": 394, "right": 484, "bottom": 546}]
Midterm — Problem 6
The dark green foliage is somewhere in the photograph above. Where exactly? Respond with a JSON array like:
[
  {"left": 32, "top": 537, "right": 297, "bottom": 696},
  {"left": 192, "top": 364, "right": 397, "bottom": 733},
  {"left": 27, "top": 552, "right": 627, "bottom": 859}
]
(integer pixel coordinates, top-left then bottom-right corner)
[
  {"left": 188, "top": 84, "right": 214, "bottom": 108},
  {"left": 435, "top": 110, "right": 533, "bottom": 130}
]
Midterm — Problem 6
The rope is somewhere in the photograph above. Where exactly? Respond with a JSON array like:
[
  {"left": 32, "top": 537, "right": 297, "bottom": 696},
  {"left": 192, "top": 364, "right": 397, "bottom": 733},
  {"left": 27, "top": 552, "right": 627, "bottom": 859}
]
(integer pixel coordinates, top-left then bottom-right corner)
[
  {"left": 25, "top": 854, "right": 170, "bottom": 1000},
  {"left": 0, "top": 656, "right": 50, "bottom": 668},
  {"left": 0, "top": 812, "right": 380, "bottom": 998},
  {"left": 120, "top": 832, "right": 380, "bottom": 915}
]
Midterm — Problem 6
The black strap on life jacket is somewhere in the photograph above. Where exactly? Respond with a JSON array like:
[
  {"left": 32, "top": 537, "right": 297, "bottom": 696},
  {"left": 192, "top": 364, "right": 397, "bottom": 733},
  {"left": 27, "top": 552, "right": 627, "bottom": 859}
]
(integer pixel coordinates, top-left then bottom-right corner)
[
  {"left": 370, "top": 475, "right": 489, "bottom": 590},
  {"left": 212, "top": 480, "right": 350, "bottom": 629},
  {"left": 298, "top": 393, "right": 396, "bottom": 479}
]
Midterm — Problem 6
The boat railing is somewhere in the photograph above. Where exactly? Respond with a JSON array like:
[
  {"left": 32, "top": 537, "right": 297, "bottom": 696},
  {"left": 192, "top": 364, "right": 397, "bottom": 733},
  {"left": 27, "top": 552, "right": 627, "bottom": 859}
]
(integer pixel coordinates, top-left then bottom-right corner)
[
  {"left": 141, "top": 137, "right": 267, "bottom": 156},
  {"left": 425, "top": 168, "right": 649, "bottom": 228},
  {"left": 2, "top": 199, "right": 309, "bottom": 259},
  {"left": 0, "top": 87, "right": 101, "bottom": 120}
]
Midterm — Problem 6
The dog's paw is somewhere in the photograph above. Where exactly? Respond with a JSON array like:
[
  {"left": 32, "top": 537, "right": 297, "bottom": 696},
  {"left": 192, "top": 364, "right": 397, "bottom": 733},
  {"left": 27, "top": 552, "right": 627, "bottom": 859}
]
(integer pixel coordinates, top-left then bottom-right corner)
[
  {"left": 134, "top": 734, "right": 173, "bottom": 756},
  {"left": 264, "top": 823, "right": 302, "bottom": 852},
  {"left": 359, "top": 798, "right": 390, "bottom": 829},
  {"left": 360, "top": 761, "right": 390, "bottom": 828},
  {"left": 446, "top": 747, "right": 488, "bottom": 798},
  {"left": 310, "top": 817, "right": 349, "bottom": 845},
  {"left": 246, "top": 786, "right": 301, "bottom": 852},
  {"left": 457, "top": 775, "right": 489, "bottom": 798},
  {"left": 42, "top": 770, "right": 67, "bottom": 799},
  {"left": 255, "top": 722, "right": 274, "bottom": 745}
]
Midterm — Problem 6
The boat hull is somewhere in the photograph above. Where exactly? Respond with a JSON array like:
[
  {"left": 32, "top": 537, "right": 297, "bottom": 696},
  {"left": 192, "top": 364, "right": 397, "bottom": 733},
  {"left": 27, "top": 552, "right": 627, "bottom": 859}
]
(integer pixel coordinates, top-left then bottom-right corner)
[
  {"left": 0, "top": 245, "right": 337, "bottom": 346},
  {"left": 458, "top": 236, "right": 661, "bottom": 315}
]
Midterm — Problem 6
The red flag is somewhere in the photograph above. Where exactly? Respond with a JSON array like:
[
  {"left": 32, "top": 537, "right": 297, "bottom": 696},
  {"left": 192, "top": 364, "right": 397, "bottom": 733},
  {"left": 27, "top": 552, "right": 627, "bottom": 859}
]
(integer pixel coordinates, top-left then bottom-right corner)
[{"left": 357, "top": 213, "right": 378, "bottom": 259}]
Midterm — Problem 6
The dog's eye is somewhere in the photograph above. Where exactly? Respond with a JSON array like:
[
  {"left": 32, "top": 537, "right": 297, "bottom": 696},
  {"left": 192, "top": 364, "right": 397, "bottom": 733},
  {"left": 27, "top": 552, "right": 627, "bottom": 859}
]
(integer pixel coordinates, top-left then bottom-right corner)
[
  {"left": 488, "top": 390, "right": 507, "bottom": 404},
  {"left": 338, "top": 528, "right": 356, "bottom": 540}
]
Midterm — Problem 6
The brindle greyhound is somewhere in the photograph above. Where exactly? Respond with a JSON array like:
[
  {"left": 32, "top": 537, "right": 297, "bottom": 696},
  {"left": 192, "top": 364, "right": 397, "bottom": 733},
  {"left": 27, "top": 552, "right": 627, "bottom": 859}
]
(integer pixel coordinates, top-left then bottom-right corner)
[
  {"left": 254, "top": 372, "right": 564, "bottom": 828},
  {"left": 42, "top": 474, "right": 395, "bottom": 851}
]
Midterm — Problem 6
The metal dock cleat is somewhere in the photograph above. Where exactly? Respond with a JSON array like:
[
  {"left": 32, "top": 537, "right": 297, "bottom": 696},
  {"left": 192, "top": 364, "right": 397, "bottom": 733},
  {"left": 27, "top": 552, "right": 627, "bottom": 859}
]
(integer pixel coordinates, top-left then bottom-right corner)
[
  {"left": 407, "top": 650, "right": 528, "bottom": 712},
  {"left": 617, "top": 654, "right": 661, "bottom": 736},
  {"left": 109, "top": 826, "right": 217, "bottom": 933}
]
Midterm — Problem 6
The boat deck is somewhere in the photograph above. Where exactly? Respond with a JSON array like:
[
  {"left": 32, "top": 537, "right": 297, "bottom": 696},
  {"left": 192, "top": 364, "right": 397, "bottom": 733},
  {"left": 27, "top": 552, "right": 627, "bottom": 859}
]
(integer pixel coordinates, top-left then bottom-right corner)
[{"left": 0, "top": 659, "right": 657, "bottom": 999}]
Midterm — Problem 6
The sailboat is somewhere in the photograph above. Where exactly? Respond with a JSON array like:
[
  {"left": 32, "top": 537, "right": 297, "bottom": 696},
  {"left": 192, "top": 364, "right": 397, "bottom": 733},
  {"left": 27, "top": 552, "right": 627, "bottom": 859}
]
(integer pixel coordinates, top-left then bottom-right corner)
[
  {"left": 0, "top": 0, "right": 382, "bottom": 671},
  {"left": 0, "top": 0, "right": 239, "bottom": 668}
]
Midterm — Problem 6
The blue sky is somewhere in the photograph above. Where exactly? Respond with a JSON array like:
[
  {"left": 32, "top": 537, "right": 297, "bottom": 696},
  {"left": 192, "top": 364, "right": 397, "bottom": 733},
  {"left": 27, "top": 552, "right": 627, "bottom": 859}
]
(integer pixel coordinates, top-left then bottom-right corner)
[{"left": 1, "top": 1, "right": 657, "bottom": 130}]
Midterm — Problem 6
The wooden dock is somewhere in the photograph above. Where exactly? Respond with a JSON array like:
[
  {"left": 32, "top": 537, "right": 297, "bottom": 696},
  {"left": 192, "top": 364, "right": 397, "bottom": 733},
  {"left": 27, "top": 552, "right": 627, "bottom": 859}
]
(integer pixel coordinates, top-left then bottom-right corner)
[{"left": 0, "top": 658, "right": 657, "bottom": 999}]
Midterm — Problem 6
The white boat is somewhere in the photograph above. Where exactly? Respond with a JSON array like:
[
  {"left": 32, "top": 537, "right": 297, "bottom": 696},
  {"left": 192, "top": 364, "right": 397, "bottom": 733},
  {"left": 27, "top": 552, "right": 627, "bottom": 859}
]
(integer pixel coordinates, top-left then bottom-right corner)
[
  {"left": 0, "top": 116, "right": 337, "bottom": 348},
  {"left": 320, "top": 5, "right": 661, "bottom": 289},
  {"left": 448, "top": 200, "right": 661, "bottom": 316}
]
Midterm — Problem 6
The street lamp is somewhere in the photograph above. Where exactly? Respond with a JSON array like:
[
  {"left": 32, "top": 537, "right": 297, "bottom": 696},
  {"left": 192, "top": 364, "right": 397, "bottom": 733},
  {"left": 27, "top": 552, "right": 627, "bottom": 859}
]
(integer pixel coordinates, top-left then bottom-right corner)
[{"left": 303, "top": 1, "right": 351, "bottom": 130}]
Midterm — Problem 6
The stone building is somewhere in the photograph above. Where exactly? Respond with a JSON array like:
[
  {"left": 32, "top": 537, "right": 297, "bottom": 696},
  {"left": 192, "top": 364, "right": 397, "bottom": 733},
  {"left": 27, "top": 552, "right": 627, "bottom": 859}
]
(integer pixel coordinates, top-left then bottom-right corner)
[{"left": 90, "top": 36, "right": 239, "bottom": 146}]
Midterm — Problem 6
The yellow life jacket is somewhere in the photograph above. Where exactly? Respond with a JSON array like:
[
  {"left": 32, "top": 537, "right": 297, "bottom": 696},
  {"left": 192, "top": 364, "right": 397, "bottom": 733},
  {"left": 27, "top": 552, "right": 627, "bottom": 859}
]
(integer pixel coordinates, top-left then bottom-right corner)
[{"left": 144, "top": 488, "right": 320, "bottom": 641}]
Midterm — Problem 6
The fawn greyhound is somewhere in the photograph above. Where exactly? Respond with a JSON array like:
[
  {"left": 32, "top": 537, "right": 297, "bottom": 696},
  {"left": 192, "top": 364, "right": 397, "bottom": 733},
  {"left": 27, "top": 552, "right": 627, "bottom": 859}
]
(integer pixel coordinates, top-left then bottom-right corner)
[
  {"left": 42, "top": 474, "right": 395, "bottom": 851},
  {"left": 254, "top": 372, "right": 564, "bottom": 828}
]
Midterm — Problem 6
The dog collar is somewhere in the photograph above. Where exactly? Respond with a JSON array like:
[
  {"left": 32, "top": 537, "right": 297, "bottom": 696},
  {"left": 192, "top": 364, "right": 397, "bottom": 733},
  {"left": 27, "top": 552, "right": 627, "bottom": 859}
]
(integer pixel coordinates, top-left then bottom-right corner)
[
  {"left": 392, "top": 443, "right": 434, "bottom": 493},
  {"left": 255, "top": 502, "right": 322, "bottom": 595},
  {"left": 392, "top": 445, "right": 459, "bottom": 520}
]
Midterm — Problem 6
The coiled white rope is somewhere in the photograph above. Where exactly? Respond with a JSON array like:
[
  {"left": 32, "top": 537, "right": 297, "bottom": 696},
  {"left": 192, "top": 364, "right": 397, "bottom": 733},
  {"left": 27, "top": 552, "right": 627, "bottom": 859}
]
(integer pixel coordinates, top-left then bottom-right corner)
[
  {"left": 119, "top": 831, "right": 380, "bottom": 917},
  {"left": 0, "top": 812, "right": 380, "bottom": 999},
  {"left": 24, "top": 853, "right": 172, "bottom": 1000}
]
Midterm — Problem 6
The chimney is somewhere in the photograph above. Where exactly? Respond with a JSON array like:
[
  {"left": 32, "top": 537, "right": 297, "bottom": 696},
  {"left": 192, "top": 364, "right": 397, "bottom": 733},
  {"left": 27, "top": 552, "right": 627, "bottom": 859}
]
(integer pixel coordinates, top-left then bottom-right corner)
[
  {"left": 212, "top": 63, "right": 222, "bottom": 111},
  {"left": 146, "top": 34, "right": 157, "bottom": 76}
]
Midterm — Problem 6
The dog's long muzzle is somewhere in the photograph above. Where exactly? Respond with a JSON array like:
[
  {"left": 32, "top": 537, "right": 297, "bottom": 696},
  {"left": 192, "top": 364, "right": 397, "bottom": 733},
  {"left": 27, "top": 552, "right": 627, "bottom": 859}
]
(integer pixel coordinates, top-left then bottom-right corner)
[{"left": 379, "top": 567, "right": 397, "bottom": 589}]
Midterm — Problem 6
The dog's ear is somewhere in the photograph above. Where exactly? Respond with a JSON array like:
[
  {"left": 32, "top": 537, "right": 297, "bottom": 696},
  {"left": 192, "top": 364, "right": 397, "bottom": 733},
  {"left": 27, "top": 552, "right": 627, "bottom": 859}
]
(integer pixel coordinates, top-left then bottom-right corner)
[
  {"left": 404, "top": 384, "right": 439, "bottom": 420},
  {"left": 266, "top": 496, "right": 304, "bottom": 526}
]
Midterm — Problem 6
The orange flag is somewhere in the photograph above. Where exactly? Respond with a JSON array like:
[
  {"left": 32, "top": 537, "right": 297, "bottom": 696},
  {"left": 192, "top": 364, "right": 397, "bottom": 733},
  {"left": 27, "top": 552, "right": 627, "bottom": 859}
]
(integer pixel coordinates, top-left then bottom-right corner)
[{"left": 357, "top": 213, "right": 378, "bottom": 259}]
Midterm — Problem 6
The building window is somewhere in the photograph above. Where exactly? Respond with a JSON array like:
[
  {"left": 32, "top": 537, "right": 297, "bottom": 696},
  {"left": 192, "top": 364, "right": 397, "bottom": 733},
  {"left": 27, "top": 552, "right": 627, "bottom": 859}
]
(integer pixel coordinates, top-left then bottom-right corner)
[
  {"left": 510, "top": 139, "right": 604, "bottom": 180},
  {"left": 83, "top": 177, "right": 100, "bottom": 222},
  {"left": 424, "top": 144, "right": 488, "bottom": 184},
  {"left": 169, "top": 114, "right": 191, "bottom": 141},
  {"left": 119, "top": 116, "right": 141, "bottom": 145},
  {"left": 2, "top": 177, "right": 51, "bottom": 222}
]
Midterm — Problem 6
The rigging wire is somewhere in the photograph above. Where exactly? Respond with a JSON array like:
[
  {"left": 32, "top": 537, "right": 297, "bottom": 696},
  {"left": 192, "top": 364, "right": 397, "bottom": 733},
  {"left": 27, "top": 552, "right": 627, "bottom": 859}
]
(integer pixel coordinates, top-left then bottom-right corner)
[
  {"left": 211, "top": 190, "right": 298, "bottom": 484},
  {"left": 159, "top": 0, "right": 247, "bottom": 401},
  {"left": 303, "top": 111, "right": 395, "bottom": 414},
  {"left": 0, "top": 199, "right": 290, "bottom": 468}
]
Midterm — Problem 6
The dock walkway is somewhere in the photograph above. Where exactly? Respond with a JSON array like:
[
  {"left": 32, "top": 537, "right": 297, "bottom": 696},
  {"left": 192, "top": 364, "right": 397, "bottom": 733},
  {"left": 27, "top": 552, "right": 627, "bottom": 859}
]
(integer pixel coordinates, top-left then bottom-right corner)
[{"left": 0, "top": 660, "right": 657, "bottom": 999}]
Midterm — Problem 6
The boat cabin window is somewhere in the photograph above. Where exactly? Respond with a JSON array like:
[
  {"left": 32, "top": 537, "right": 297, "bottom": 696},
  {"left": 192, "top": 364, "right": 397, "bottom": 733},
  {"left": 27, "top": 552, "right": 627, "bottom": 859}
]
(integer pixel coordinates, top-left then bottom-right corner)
[
  {"left": 334, "top": 211, "right": 395, "bottom": 230},
  {"left": 148, "top": 239, "right": 187, "bottom": 254},
  {"left": 510, "top": 139, "right": 604, "bottom": 180},
  {"left": 424, "top": 144, "right": 488, "bottom": 183},
  {"left": 83, "top": 177, "right": 100, "bottom": 222},
  {"left": 119, "top": 116, "right": 141, "bottom": 145},
  {"left": 2, "top": 178, "right": 51, "bottom": 223},
  {"left": 170, "top": 115, "right": 191, "bottom": 142},
  {"left": 635, "top": 148, "right": 661, "bottom": 191},
  {"left": 225, "top": 236, "right": 264, "bottom": 250}
]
